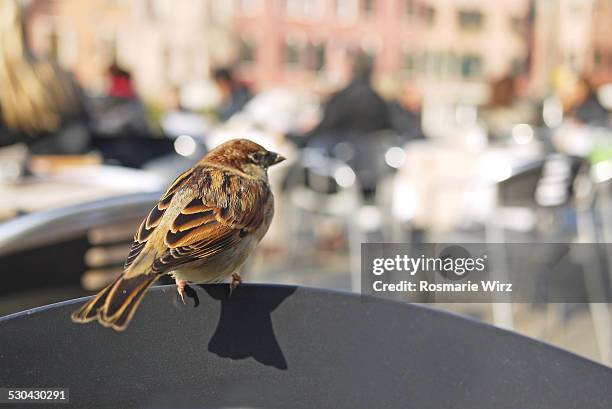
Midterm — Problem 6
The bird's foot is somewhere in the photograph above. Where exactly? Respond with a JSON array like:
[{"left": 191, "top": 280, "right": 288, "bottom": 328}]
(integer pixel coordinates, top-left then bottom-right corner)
[
  {"left": 229, "top": 273, "right": 243, "bottom": 297},
  {"left": 176, "top": 279, "right": 187, "bottom": 304}
]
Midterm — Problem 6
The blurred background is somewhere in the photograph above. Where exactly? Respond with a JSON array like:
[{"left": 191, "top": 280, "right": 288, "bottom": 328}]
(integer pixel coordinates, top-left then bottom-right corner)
[{"left": 1, "top": 0, "right": 612, "bottom": 366}]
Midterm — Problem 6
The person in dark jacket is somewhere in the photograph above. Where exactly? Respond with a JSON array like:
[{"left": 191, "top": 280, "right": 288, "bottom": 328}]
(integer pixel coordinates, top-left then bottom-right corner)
[
  {"left": 287, "top": 53, "right": 395, "bottom": 200},
  {"left": 212, "top": 67, "right": 252, "bottom": 121},
  {"left": 568, "top": 77, "right": 609, "bottom": 127},
  {"left": 307, "top": 52, "right": 391, "bottom": 139},
  {"left": 388, "top": 82, "right": 426, "bottom": 140}
]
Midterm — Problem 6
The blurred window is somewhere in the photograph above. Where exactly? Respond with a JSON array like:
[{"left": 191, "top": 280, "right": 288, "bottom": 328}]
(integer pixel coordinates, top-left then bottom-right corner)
[
  {"left": 212, "top": 1, "right": 234, "bottom": 19},
  {"left": 286, "top": 0, "right": 322, "bottom": 17},
  {"left": 240, "top": 39, "right": 256, "bottom": 64},
  {"left": 144, "top": 0, "right": 159, "bottom": 20},
  {"left": 235, "top": 0, "right": 262, "bottom": 15},
  {"left": 511, "top": 58, "right": 526, "bottom": 75},
  {"left": 420, "top": 4, "right": 436, "bottom": 26},
  {"left": 286, "top": 0, "right": 300, "bottom": 15},
  {"left": 431, "top": 52, "right": 442, "bottom": 78},
  {"left": 419, "top": 51, "right": 444, "bottom": 78},
  {"left": 510, "top": 16, "right": 524, "bottom": 33},
  {"left": 403, "top": 51, "right": 417, "bottom": 77},
  {"left": 421, "top": 50, "right": 429, "bottom": 75},
  {"left": 594, "top": 50, "right": 602, "bottom": 68},
  {"left": 567, "top": 53, "right": 577, "bottom": 72},
  {"left": 461, "top": 55, "right": 482, "bottom": 79},
  {"left": 285, "top": 42, "right": 301, "bottom": 68},
  {"left": 404, "top": 0, "right": 416, "bottom": 17},
  {"left": 314, "top": 43, "right": 326, "bottom": 71},
  {"left": 458, "top": 10, "right": 484, "bottom": 31},
  {"left": 569, "top": 0, "right": 584, "bottom": 16},
  {"left": 362, "top": 0, "right": 375, "bottom": 16},
  {"left": 336, "top": 0, "right": 359, "bottom": 20},
  {"left": 447, "top": 52, "right": 460, "bottom": 77},
  {"left": 302, "top": 43, "right": 326, "bottom": 71}
]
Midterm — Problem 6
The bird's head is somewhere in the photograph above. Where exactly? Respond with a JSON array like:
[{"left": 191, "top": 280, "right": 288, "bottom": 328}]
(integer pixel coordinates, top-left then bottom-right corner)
[{"left": 202, "top": 139, "right": 286, "bottom": 177}]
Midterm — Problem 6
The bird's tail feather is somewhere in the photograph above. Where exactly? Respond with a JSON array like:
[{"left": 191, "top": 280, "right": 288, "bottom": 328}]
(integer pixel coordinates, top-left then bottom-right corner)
[{"left": 71, "top": 273, "right": 160, "bottom": 331}]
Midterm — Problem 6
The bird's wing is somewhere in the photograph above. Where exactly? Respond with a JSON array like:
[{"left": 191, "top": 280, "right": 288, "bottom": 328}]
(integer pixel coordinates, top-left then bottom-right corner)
[
  {"left": 124, "top": 168, "right": 194, "bottom": 269},
  {"left": 152, "top": 166, "right": 270, "bottom": 273}
]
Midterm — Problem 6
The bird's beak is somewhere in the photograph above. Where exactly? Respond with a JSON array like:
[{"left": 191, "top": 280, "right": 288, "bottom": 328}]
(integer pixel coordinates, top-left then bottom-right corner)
[{"left": 267, "top": 151, "right": 286, "bottom": 166}]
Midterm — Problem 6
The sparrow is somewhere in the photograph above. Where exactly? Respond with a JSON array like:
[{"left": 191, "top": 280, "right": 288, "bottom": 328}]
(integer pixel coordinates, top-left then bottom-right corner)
[{"left": 71, "top": 139, "right": 285, "bottom": 331}]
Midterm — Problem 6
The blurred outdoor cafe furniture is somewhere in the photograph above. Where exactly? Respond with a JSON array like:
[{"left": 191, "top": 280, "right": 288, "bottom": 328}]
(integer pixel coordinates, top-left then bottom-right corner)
[
  {"left": 0, "top": 161, "right": 163, "bottom": 222},
  {"left": 575, "top": 158, "right": 612, "bottom": 363},
  {"left": 391, "top": 127, "right": 612, "bottom": 362},
  {"left": 282, "top": 146, "right": 364, "bottom": 290},
  {"left": 1, "top": 284, "right": 611, "bottom": 408},
  {"left": 282, "top": 131, "right": 410, "bottom": 290},
  {"left": 0, "top": 190, "right": 162, "bottom": 314},
  {"left": 396, "top": 137, "right": 546, "bottom": 234}
]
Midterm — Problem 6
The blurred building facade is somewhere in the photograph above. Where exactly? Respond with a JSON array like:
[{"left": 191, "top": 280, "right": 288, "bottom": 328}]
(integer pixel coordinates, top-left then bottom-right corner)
[
  {"left": 25, "top": 0, "right": 612, "bottom": 103},
  {"left": 232, "top": 0, "right": 532, "bottom": 102},
  {"left": 27, "top": 0, "right": 235, "bottom": 100},
  {"left": 590, "top": 0, "right": 612, "bottom": 84},
  {"left": 28, "top": 0, "right": 130, "bottom": 92}
]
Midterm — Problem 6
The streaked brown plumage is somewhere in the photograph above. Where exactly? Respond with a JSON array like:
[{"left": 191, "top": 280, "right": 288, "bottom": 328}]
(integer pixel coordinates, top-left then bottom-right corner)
[{"left": 71, "top": 139, "right": 285, "bottom": 331}]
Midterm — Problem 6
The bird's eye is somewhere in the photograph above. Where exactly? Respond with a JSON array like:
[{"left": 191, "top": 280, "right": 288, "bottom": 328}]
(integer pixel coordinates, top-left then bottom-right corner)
[{"left": 249, "top": 152, "right": 265, "bottom": 163}]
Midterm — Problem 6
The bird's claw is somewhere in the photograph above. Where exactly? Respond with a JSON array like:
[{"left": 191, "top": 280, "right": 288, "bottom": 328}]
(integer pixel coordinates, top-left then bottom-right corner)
[
  {"left": 229, "top": 273, "right": 243, "bottom": 297},
  {"left": 176, "top": 279, "right": 187, "bottom": 305}
]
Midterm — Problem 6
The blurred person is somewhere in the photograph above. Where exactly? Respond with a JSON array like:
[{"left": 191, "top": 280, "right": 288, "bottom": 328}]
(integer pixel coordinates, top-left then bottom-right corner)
[
  {"left": 285, "top": 52, "right": 395, "bottom": 201},
  {"left": 552, "top": 74, "right": 611, "bottom": 156},
  {"left": 212, "top": 67, "right": 252, "bottom": 121},
  {"left": 479, "top": 75, "right": 535, "bottom": 140},
  {"left": 107, "top": 63, "right": 137, "bottom": 100},
  {"left": 92, "top": 61, "right": 149, "bottom": 138},
  {"left": 0, "top": 0, "right": 91, "bottom": 155},
  {"left": 564, "top": 76, "right": 609, "bottom": 127},
  {"left": 304, "top": 52, "right": 391, "bottom": 142},
  {"left": 388, "top": 82, "right": 425, "bottom": 140},
  {"left": 90, "top": 62, "right": 176, "bottom": 168}
]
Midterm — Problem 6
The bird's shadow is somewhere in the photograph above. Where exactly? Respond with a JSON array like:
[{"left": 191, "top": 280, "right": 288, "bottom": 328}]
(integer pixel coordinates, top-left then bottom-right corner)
[{"left": 186, "top": 284, "right": 296, "bottom": 370}]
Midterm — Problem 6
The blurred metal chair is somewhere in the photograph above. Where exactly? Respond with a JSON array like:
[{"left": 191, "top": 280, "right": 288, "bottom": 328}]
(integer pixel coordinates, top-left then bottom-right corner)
[
  {"left": 282, "top": 147, "right": 364, "bottom": 291},
  {"left": 306, "top": 130, "right": 407, "bottom": 199},
  {"left": 484, "top": 154, "right": 584, "bottom": 330},
  {"left": 485, "top": 153, "right": 612, "bottom": 365},
  {"left": 283, "top": 131, "right": 410, "bottom": 291},
  {"left": 575, "top": 160, "right": 612, "bottom": 364},
  {"left": 0, "top": 192, "right": 159, "bottom": 301}
]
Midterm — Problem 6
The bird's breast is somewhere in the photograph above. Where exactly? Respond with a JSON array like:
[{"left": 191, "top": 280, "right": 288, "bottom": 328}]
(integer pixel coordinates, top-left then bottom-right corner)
[
  {"left": 170, "top": 233, "right": 260, "bottom": 283},
  {"left": 172, "top": 192, "right": 274, "bottom": 283}
]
